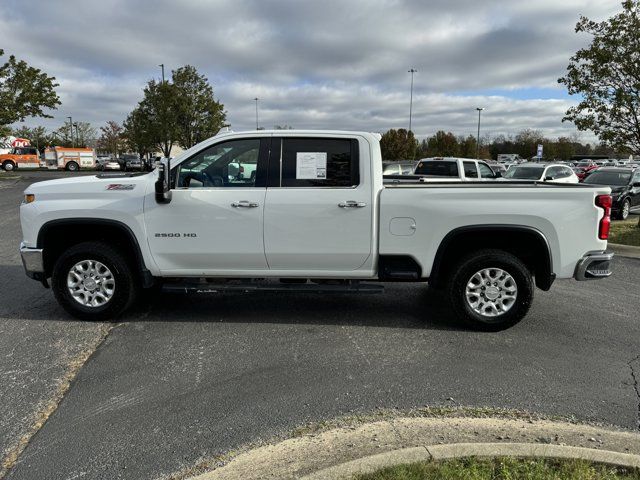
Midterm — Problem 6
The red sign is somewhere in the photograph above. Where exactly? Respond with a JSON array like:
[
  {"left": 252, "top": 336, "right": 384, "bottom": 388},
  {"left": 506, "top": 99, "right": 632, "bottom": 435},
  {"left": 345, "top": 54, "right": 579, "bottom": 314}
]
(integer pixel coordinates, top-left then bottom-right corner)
[{"left": 12, "top": 138, "right": 30, "bottom": 147}]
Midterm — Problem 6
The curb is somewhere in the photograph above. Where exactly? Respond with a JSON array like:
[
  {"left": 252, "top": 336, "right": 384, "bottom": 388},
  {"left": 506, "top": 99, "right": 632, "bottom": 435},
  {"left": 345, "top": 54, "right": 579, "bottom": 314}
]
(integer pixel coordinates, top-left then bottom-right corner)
[
  {"left": 187, "top": 416, "right": 640, "bottom": 480},
  {"left": 609, "top": 243, "right": 640, "bottom": 259},
  {"left": 302, "top": 443, "right": 640, "bottom": 479}
]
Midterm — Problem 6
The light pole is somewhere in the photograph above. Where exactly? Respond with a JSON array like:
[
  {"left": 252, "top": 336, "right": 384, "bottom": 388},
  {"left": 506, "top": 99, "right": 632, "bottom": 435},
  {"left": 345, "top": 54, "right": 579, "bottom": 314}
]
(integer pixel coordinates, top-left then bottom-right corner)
[
  {"left": 476, "top": 107, "right": 484, "bottom": 159},
  {"left": 73, "top": 123, "right": 80, "bottom": 147},
  {"left": 408, "top": 68, "right": 417, "bottom": 133},
  {"left": 67, "top": 116, "right": 74, "bottom": 147},
  {"left": 159, "top": 63, "right": 165, "bottom": 83},
  {"left": 254, "top": 97, "right": 259, "bottom": 130}
]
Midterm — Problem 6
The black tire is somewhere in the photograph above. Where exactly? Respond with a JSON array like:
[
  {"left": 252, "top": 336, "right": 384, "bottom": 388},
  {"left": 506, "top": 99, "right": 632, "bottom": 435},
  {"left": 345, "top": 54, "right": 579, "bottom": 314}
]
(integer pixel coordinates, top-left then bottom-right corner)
[
  {"left": 618, "top": 199, "right": 630, "bottom": 220},
  {"left": 446, "top": 249, "right": 534, "bottom": 331},
  {"left": 2, "top": 160, "right": 15, "bottom": 171},
  {"left": 52, "top": 241, "right": 139, "bottom": 321},
  {"left": 66, "top": 161, "right": 79, "bottom": 172}
]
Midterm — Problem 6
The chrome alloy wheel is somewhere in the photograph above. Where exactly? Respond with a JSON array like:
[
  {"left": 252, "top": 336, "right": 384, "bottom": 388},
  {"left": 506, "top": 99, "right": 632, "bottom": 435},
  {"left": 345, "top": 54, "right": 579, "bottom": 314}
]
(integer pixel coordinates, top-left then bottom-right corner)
[
  {"left": 67, "top": 260, "right": 115, "bottom": 307},
  {"left": 465, "top": 268, "right": 517, "bottom": 317}
]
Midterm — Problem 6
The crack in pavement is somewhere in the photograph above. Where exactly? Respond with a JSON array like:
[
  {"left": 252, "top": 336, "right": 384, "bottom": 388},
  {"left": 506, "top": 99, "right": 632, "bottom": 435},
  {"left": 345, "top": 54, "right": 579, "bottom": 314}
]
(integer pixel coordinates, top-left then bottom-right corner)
[
  {"left": 629, "top": 354, "right": 640, "bottom": 432},
  {"left": 0, "top": 323, "right": 117, "bottom": 479}
]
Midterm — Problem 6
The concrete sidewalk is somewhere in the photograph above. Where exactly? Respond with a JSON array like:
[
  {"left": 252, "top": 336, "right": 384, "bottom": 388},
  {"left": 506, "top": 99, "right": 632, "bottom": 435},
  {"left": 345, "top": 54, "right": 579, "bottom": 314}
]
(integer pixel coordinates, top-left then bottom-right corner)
[{"left": 188, "top": 415, "right": 640, "bottom": 480}]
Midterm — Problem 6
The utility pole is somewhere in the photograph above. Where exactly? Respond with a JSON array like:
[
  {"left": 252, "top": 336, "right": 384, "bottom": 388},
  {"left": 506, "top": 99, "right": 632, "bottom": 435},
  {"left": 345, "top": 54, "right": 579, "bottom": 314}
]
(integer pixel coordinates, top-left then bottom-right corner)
[
  {"left": 67, "top": 116, "right": 74, "bottom": 147},
  {"left": 159, "top": 63, "right": 165, "bottom": 83},
  {"left": 254, "top": 97, "right": 259, "bottom": 130},
  {"left": 476, "top": 107, "right": 484, "bottom": 159},
  {"left": 408, "top": 68, "right": 417, "bottom": 132}
]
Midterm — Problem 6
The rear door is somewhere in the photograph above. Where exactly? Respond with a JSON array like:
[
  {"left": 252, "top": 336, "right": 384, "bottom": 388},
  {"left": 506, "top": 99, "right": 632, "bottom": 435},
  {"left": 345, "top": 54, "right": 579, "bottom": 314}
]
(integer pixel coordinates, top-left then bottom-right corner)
[{"left": 263, "top": 136, "right": 373, "bottom": 273}]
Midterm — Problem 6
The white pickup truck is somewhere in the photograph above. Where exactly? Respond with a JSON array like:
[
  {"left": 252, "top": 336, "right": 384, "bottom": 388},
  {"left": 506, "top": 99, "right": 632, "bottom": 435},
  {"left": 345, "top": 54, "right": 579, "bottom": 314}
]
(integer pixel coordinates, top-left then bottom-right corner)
[{"left": 19, "top": 130, "right": 614, "bottom": 330}]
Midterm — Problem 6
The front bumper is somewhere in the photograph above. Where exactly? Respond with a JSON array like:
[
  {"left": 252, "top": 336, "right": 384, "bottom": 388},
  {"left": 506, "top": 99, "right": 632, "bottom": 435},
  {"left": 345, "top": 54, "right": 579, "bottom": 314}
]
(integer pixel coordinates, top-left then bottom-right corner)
[
  {"left": 20, "top": 243, "right": 44, "bottom": 280},
  {"left": 574, "top": 251, "right": 614, "bottom": 281}
]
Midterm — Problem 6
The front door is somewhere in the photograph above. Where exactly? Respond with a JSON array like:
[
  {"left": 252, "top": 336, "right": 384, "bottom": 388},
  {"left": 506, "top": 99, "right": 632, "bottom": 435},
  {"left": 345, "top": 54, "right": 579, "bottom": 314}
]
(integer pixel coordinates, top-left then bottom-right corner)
[
  {"left": 263, "top": 136, "right": 373, "bottom": 274},
  {"left": 144, "top": 137, "right": 270, "bottom": 275}
]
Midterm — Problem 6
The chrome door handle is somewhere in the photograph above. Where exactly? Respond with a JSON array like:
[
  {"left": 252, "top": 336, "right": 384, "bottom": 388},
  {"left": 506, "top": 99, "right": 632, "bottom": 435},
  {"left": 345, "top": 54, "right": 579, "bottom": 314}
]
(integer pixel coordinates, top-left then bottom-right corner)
[
  {"left": 338, "top": 201, "right": 367, "bottom": 208},
  {"left": 231, "top": 200, "right": 259, "bottom": 208}
]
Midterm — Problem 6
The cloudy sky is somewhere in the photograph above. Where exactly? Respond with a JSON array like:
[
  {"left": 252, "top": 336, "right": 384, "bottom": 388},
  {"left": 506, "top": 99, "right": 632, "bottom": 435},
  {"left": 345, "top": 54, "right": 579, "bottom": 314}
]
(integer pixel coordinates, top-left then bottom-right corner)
[{"left": 1, "top": 0, "right": 622, "bottom": 142}]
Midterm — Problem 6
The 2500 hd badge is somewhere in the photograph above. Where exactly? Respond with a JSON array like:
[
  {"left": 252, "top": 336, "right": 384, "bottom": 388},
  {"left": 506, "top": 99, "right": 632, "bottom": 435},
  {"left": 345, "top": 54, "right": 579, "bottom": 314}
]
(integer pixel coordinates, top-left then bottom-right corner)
[{"left": 154, "top": 233, "right": 197, "bottom": 238}]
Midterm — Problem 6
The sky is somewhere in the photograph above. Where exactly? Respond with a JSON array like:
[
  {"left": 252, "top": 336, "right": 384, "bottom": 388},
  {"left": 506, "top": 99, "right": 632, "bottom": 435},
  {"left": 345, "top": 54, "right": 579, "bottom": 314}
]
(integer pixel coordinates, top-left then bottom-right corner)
[{"left": 0, "top": 0, "right": 622, "bottom": 142}]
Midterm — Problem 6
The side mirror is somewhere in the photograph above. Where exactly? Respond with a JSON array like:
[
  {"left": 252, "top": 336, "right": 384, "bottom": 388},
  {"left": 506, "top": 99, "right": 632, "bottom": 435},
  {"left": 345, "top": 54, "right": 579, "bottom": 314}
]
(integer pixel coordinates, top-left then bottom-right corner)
[
  {"left": 493, "top": 171, "right": 502, "bottom": 178},
  {"left": 633, "top": 182, "right": 640, "bottom": 187},
  {"left": 544, "top": 175, "right": 555, "bottom": 181},
  {"left": 155, "top": 158, "right": 172, "bottom": 204}
]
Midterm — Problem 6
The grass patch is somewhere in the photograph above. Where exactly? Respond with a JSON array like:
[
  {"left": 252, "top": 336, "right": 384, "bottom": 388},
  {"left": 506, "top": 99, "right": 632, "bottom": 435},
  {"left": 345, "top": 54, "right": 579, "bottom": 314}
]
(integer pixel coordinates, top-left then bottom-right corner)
[
  {"left": 354, "top": 457, "right": 640, "bottom": 480},
  {"left": 609, "top": 218, "right": 640, "bottom": 247}
]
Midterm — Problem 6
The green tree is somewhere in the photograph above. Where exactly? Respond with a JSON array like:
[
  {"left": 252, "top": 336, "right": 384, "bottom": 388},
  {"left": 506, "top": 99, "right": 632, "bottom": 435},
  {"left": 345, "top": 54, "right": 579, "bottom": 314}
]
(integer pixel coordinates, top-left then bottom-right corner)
[
  {"left": 53, "top": 121, "right": 96, "bottom": 148},
  {"left": 172, "top": 65, "right": 226, "bottom": 149},
  {"left": 558, "top": 0, "right": 640, "bottom": 152},
  {"left": 97, "top": 121, "right": 125, "bottom": 156},
  {"left": 123, "top": 106, "right": 155, "bottom": 157},
  {"left": 0, "top": 49, "right": 61, "bottom": 135},
  {"left": 457, "top": 135, "right": 477, "bottom": 158},
  {"left": 379, "top": 128, "right": 419, "bottom": 160},
  {"left": 135, "top": 79, "right": 178, "bottom": 157},
  {"left": 426, "top": 131, "right": 459, "bottom": 157}
]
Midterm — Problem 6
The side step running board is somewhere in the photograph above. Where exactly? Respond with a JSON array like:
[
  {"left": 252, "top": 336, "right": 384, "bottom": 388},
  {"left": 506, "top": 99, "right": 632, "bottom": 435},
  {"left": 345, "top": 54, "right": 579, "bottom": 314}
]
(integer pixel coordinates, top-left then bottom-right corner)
[{"left": 162, "top": 280, "right": 384, "bottom": 295}]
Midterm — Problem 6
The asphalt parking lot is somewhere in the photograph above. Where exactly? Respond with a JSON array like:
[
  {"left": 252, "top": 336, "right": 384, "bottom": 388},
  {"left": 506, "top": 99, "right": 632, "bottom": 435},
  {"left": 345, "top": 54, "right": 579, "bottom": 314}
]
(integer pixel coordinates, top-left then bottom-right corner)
[{"left": 1, "top": 171, "right": 639, "bottom": 480}]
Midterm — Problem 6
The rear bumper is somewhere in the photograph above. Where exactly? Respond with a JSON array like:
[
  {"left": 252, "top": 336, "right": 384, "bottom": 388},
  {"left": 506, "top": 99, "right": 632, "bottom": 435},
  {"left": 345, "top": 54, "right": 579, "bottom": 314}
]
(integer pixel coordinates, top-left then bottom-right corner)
[
  {"left": 20, "top": 243, "right": 44, "bottom": 279},
  {"left": 574, "top": 251, "right": 614, "bottom": 281}
]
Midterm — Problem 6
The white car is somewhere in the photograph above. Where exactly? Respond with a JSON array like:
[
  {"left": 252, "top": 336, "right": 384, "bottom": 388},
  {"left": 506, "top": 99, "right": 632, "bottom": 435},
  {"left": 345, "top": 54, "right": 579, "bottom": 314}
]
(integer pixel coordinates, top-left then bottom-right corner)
[
  {"left": 19, "top": 130, "right": 613, "bottom": 330},
  {"left": 502, "top": 163, "right": 579, "bottom": 183}
]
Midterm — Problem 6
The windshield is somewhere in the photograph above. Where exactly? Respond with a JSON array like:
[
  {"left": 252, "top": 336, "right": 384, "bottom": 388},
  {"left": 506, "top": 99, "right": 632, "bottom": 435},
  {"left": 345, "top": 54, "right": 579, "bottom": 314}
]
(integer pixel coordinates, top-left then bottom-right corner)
[
  {"left": 414, "top": 161, "right": 459, "bottom": 176},
  {"left": 503, "top": 166, "right": 544, "bottom": 180},
  {"left": 583, "top": 171, "right": 631, "bottom": 186}
]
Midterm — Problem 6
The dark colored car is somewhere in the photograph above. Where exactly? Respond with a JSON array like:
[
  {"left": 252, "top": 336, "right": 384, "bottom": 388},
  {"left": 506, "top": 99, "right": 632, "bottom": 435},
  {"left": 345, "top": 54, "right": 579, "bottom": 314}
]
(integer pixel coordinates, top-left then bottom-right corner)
[
  {"left": 120, "top": 154, "right": 142, "bottom": 171},
  {"left": 583, "top": 167, "right": 640, "bottom": 220}
]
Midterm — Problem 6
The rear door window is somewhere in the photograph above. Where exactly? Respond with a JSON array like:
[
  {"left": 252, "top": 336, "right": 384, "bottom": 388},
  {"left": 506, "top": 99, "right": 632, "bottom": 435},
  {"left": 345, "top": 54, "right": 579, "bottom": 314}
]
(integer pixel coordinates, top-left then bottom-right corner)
[
  {"left": 280, "top": 138, "right": 359, "bottom": 187},
  {"left": 463, "top": 161, "right": 479, "bottom": 178}
]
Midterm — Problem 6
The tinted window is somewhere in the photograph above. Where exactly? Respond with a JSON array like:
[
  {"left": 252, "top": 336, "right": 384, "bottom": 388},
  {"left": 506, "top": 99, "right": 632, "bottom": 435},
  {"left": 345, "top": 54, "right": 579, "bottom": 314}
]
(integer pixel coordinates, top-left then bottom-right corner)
[
  {"left": 546, "top": 166, "right": 564, "bottom": 179},
  {"left": 463, "top": 161, "right": 478, "bottom": 178},
  {"left": 281, "top": 138, "right": 358, "bottom": 187},
  {"left": 414, "top": 161, "right": 459, "bottom": 176},
  {"left": 583, "top": 171, "right": 632, "bottom": 186},
  {"left": 504, "top": 166, "right": 545, "bottom": 180},
  {"left": 176, "top": 138, "right": 261, "bottom": 188},
  {"left": 478, "top": 162, "right": 494, "bottom": 178}
]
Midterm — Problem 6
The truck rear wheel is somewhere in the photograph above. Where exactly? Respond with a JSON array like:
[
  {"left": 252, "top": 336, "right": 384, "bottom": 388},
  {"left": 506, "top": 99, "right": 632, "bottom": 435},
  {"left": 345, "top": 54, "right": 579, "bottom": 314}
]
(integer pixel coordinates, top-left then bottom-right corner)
[
  {"left": 51, "top": 241, "right": 138, "bottom": 321},
  {"left": 66, "top": 161, "right": 79, "bottom": 171},
  {"left": 446, "top": 249, "right": 533, "bottom": 331},
  {"left": 2, "top": 160, "right": 15, "bottom": 171}
]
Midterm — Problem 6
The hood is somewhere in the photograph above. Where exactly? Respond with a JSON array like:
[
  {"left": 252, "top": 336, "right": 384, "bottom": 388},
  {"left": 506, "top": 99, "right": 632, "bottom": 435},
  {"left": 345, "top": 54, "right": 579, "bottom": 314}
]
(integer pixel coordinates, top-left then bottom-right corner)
[{"left": 24, "top": 171, "right": 156, "bottom": 200}]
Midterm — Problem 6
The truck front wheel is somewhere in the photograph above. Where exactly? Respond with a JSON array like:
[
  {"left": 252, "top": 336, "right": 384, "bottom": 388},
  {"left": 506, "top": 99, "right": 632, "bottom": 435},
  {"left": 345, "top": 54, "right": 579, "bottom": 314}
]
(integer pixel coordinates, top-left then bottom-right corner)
[
  {"left": 51, "top": 241, "right": 138, "bottom": 321},
  {"left": 446, "top": 249, "right": 533, "bottom": 331}
]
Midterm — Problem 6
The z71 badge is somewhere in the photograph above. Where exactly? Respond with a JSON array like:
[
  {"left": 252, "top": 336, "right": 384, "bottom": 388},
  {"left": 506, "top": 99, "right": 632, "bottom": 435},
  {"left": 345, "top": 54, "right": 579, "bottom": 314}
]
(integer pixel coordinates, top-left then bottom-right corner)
[{"left": 106, "top": 184, "right": 135, "bottom": 190}]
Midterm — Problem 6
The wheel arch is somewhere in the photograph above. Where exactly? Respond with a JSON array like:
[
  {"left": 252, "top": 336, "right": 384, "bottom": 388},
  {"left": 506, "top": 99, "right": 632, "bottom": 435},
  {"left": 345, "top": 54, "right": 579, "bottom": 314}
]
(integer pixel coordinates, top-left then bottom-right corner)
[
  {"left": 37, "top": 218, "right": 154, "bottom": 287},
  {"left": 429, "top": 224, "right": 554, "bottom": 291}
]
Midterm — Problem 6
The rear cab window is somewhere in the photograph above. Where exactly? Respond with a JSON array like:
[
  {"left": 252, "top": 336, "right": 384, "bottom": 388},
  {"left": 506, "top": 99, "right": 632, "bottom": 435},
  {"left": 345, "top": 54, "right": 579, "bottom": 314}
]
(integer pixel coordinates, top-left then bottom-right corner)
[
  {"left": 414, "top": 161, "right": 459, "bottom": 177},
  {"left": 463, "top": 161, "right": 478, "bottom": 178}
]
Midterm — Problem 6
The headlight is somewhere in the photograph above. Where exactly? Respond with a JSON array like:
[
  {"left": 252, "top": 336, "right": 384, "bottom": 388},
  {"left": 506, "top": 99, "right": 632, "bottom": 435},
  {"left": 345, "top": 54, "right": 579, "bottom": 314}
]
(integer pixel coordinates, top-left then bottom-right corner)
[{"left": 24, "top": 194, "right": 35, "bottom": 204}]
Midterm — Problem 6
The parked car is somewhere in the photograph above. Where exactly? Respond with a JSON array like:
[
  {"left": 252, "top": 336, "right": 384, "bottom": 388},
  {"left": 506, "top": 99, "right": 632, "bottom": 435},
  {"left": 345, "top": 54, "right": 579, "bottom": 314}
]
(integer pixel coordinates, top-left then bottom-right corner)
[
  {"left": 582, "top": 167, "right": 640, "bottom": 220},
  {"left": 382, "top": 161, "right": 418, "bottom": 176},
  {"left": 414, "top": 157, "right": 501, "bottom": 181},
  {"left": 121, "top": 154, "right": 143, "bottom": 171},
  {"left": 502, "top": 163, "right": 579, "bottom": 183},
  {"left": 97, "top": 158, "right": 121, "bottom": 171},
  {"left": 19, "top": 129, "right": 614, "bottom": 330}
]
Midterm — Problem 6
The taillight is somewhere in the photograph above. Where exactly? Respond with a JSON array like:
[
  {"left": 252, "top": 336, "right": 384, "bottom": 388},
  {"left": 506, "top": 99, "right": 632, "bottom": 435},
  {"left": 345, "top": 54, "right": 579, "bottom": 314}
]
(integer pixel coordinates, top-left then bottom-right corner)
[{"left": 595, "top": 194, "right": 612, "bottom": 240}]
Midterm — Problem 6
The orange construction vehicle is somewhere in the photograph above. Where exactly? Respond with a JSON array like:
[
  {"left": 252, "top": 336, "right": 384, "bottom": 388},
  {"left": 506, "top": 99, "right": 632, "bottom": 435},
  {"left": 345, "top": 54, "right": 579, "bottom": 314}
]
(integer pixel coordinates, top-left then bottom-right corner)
[{"left": 0, "top": 145, "right": 40, "bottom": 171}]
